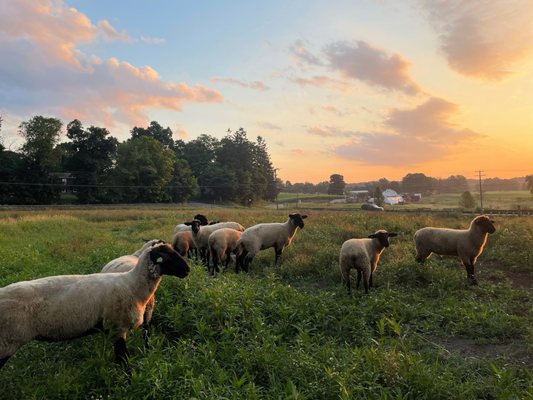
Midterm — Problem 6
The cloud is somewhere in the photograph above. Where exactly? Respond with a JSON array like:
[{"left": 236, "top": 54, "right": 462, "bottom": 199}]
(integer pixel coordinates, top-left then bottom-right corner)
[
  {"left": 291, "top": 148, "right": 305, "bottom": 156},
  {"left": 98, "top": 20, "right": 132, "bottom": 42},
  {"left": 307, "top": 126, "right": 357, "bottom": 138},
  {"left": 140, "top": 35, "right": 165, "bottom": 45},
  {"left": 323, "top": 41, "right": 421, "bottom": 95},
  {"left": 290, "top": 75, "right": 348, "bottom": 91},
  {"left": 420, "top": 0, "right": 533, "bottom": 80},
  {"left": 0, "top": 0, "right": 222, "bottom": 131},
  {"left": 289, "top": 39, "right": 420, "bottom": 95},
  {"left": 256, "top": 121, "right": 281, "bottom": 130},
  {"left": 289, "top": 40, "right": 323, "bottom": 66},
  {"left": 210, "top": 77, "right": 269, "bottom": 91},
  {"left": 334, "top": 97, "right": 483, "bottom": 165},
  {"left": 173, "top": 126, "right": 188, "bottom": 140}
]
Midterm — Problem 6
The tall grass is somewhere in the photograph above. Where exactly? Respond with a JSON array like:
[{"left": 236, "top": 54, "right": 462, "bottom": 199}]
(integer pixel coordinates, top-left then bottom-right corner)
[{"left": 0, "top": 209, "right": 531, "bottom": 399}]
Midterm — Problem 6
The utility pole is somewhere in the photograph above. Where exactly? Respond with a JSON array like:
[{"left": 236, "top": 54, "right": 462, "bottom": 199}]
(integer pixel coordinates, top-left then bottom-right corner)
[{"left": 475, "top": 170, "right": 485, "bottom": 212}]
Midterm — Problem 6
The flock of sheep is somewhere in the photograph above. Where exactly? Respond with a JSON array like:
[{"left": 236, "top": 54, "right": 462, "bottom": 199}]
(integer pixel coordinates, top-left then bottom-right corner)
[{"left": 0, "top": 212, "right": 496, "bottom": 371}]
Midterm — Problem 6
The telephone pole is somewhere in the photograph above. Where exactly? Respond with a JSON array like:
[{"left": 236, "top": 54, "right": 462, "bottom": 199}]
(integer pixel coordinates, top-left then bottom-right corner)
[{"left": 475, "top": 170, "right": 485, "bottom": 212}]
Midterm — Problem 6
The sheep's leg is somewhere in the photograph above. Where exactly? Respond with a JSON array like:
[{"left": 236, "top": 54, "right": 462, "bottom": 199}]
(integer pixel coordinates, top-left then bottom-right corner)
[
  {"left": 211, "top": 252, "right": 219, "bottom": 275},
  {"left": 464, "top": 263, "right": 477, "bottom": 285},
  {"left": 415, "top": 247, "right": 430, "bottom": 263},
  {"left": 341, "top": 269, "right": 351, "bottom": 294},
  {"left": 142, "top": 298, "right": 155, "bottom": 349},
  {"left": 114, "top": 336, "right": 129, "bottom": 368},
  {"left": 356, "top": 270, "right": 362, "bottom": 289},
  {"left": 363, "top": 267, "right": 370, "bottom": 294},
  {"left": 369, "top": 272, "right": 373, "bottom": 288},
  {"left": 0, "top": 356, "right": 10, "bottom": 370},
  {"left": 274, "top": 246, "right": 283, "bottom": 267},
  {"left": 243, "top": 254, "right": 254, "bottom": 272}
]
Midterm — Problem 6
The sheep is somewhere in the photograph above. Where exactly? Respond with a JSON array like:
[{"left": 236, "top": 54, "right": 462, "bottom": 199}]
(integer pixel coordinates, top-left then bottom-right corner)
[
  {"left": 172, "top": 230, "right": 196, "bottom": 258},
  {"left": 0, "top": 242, "right": 189, "bottom": 370},
  {"left": 173, "top": 213, "right": 209, "bottom": 233},
  {"left": 100, "top": 239, "right": 164, "bottom": 347},
  {"left": 208, "top": 228, "right": 243, "bottom": 275},
  {"left": 236, "top": 213, "right": 308, "bottom": 272},
  {"left": 190, "top": 220, "right": 245, "bottom": 266},
  {"left": 339, "top": 230, "right": 397, "bottom": 294},
  {"left": 414, "top": 215, "right": 496, "bottom": 285}
]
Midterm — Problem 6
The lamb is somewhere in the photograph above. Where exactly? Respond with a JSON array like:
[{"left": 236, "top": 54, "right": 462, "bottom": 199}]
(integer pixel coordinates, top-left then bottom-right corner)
[
  {"left": 208, "top": 228, "right": 243, "bottom": 275},
  {"left": 190, "top": 220, "right": 245, "bottom": 266},
  {"left": 236, "top": 213, "right": 308, "bottom": 272},
  {"left": 100, "top": 239, "right": 164, "bottom": 346},
  {"left": 339, "top": 230, "right": 397, "bottom": 294},
  {"left": 0, "top": 242, "right": 189, "bottom": 370},
  {"left": 414, "top": 215, "right": 496, "bottom": 285}
]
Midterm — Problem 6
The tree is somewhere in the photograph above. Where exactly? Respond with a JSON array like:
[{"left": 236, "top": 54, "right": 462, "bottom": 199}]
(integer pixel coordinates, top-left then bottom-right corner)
[
  {"left": 402, "top": 173, "right": 434, "bottom": 194},
  {"left": 459, "top": 191, "right": 476, "bottom": 209},
  {"left": 109, "top": 137, "right": 175, "bottom": 203},
  {"left": 373, "top": 187, "right": 384, "bottom": 206},
  {"left": 328, "top": 174, "right": 346, "bottom": 195},
  {"left": 526, "top": 175, "right": 533, "bottom": 195},
  {"left": 63, "top": 120, "right": 118, "bottom": 203},
  {"left": 131, "top": 121, "right": 175, "bottom": 150},
  {"left": 18, "top": 116, "right": 63, "bottom": 204},
  {"left": 167, "top": 159, "right": 199, "bottom": 202}
]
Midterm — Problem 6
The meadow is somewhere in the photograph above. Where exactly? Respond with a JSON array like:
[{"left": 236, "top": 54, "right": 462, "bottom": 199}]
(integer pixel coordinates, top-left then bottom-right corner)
[{"left": 0, "top": 207, "right": 531, "bottom": 399}]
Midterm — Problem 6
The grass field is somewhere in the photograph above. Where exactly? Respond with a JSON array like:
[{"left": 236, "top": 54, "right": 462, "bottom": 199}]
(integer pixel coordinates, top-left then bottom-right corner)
[
  {"left": 0, "top": 208, "right": 531, "bottom": 399},
  {"left": 276, "top": 190, "right": 533, "bottom": 212}
]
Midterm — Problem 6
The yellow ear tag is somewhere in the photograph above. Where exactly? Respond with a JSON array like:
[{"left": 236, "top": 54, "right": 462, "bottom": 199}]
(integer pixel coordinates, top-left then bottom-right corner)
[{"left": 156, "top": 257, "right": 163, "bottom": 263}]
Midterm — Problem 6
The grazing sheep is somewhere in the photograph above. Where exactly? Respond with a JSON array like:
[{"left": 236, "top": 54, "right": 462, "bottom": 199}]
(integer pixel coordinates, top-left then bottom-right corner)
[
  {"left": 208, "top": 228, "right": 243, "bottom": 275},
  {"left": 190, "top": 220, "right": 245, "bottom": 266},
  {"left": 100, "top": 239, "right": 164, "bottom": 347},
  {"left": 236, "top": 213, "right": 308, "bottom": 272},
  {"left": 173, "top": 214, "right": 209, "bottom": 233},
  {"left": 414, "top": 215, "right": 496, "bottom": 285},
  {"left": 0, "top": 242, "right": 189, "bottom": 370},
  {"left": 172, "top": 230, "right": 196, "bottom": 258},
  {"left": 339, "top": 230, "right": 397, "bottom": 294}
]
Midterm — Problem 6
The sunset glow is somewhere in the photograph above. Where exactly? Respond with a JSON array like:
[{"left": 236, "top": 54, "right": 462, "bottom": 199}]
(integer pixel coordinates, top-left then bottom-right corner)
[{"left": 1, "top": 0, "right": 532, "bottom": 183}]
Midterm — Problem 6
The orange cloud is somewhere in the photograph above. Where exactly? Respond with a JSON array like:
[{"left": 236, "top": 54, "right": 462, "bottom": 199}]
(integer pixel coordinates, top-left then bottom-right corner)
[
  {"left": 335, "top": 97, "right": 483, "bottom": 165},
  {"left": 98, "top": 20, "right": 132, "bottom": 43},
  {"left": 0, "top": 0, "right": 223, "bottom": 131},
  {"left": 421, "top": 0, "right": 533, "bottom": 80}
]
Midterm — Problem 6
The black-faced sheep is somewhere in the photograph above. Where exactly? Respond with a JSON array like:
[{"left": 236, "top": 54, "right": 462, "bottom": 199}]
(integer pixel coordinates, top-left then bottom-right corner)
[
  {"left": 0, "top": 242, "right": 189, "bottom": 370},
  {"left": 208, "top": 228, "right": 243, "bottom": 275},
  {"left": 236, "top": 213, "right": 308, "bottom": 272},
  {"left": 339, "top": 230, "right": 397, "bottom": 294},
  {"left": 414, "top": 215, "right": 496, "bottom": 285},
  {"left": 173, "top": 213, "right": 209, "bottom": 234},
  {"left": 100, "top": 239, "right": 164, "bottom": 347}
]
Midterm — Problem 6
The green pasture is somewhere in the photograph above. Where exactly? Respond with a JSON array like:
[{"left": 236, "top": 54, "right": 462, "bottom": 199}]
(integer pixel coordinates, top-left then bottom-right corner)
[{"left": 0, "top": 208, "right": 531, "bottom": 399}]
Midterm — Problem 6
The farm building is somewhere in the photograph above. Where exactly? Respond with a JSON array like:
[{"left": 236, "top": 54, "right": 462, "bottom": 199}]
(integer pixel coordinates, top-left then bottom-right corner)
[{"left": 382, "top": 189, "right": 404, "bottom": 205}]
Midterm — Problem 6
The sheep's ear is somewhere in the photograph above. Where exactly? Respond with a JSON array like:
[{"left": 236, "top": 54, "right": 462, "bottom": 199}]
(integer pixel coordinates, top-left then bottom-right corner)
[
  {"left": 184, "top": 221, "right": 193, "bottom": 226},
  {"left": 387, "top": 232, "right": 398, "bottom": 237},
  {"left": 301, "top": 215, "right": 308, "bottom": 219}
]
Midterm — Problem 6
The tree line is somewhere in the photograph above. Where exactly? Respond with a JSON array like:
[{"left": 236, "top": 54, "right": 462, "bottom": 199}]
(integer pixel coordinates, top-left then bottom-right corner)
[{"left": 0, "top": 116, "right": 278, "bottom": 205}]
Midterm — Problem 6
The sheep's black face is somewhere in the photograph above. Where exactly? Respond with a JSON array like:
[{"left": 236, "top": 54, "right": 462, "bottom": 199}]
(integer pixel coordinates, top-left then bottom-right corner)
[
  {"left": 194, "top": 214, "right": 209, "bottom": 226},
  {"left": 189, "top": 219, "right": 202, "bottom": 234},
  {"left": 289, "top": 213, "right": 308, "bottom": 229},
  {"left": 369, "top": 230, "right": 397, "bottom": 248},
  {"left": 475, "top": 216, "right": 496, "bottom": 234},
  {"left": 150, "top": 244, "right": 190, "bottom": 278}
]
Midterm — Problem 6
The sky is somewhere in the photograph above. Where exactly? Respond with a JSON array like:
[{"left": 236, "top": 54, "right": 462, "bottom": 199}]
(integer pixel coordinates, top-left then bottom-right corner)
[{"left": 1, "top": 0, "right": 532, "bottom": 184}]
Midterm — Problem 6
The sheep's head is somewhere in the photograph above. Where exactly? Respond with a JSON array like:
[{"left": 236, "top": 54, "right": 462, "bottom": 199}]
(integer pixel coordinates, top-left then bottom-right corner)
[
  {"left": 149, "top": 243, "right": 190, "bottom": 278},
  {"left": 368, "top": 230, "right": 398, "bottom": 248},
  {"left": 186, "top": 219, "right": 203, "bottom": 234},
  {"left": 474, "top": 215, "right": 496, "bottom": 234},
  {"left": 194, "top": 214, "right": 209, "bottom": 226},
  {"left": 289, "top": 213, "right": 308, "bottom": 229}
]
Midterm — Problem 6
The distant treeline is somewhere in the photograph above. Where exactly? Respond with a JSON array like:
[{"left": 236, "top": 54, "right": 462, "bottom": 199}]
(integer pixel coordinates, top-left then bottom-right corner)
[
  {"left": 284, "top": 173, "right": 530, "bottom": 195},
  {"left": 0, "top": 116, "right": 277, "bottom": 205}
]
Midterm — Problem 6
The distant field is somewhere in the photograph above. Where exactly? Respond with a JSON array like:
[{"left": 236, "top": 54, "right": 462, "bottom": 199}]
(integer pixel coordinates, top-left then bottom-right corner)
[
  {"left": 0, "top": 208, "right": 531, "bottom": 399},
  {"left": 277, "top": 190, "right": 533, "bottom": 211}
]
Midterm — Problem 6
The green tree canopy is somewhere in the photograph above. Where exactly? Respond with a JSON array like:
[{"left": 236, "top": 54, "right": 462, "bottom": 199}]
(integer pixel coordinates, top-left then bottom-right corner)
[
  {"left": 328, "top": 174, "right": 346, "bottom": 195},
  {"left": 459, "top": 191, "right": 476, "bottom": 209}
]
